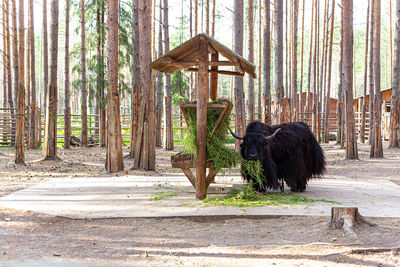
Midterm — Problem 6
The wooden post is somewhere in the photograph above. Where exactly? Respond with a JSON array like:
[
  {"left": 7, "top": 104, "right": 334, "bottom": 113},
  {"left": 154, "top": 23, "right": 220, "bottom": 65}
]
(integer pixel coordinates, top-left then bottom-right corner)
[
  {"left": 210, "top": 52, "right": 218, "bottom": 100},
  {"left": 196, "top": 39, "right": 209, "bottom": 200}
]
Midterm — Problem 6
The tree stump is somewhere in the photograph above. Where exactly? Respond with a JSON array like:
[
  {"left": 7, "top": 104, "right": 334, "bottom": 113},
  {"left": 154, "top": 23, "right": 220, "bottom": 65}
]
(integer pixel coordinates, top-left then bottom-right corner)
[{"left": 329, "top": 207, "right": 376, "bottom": 239}]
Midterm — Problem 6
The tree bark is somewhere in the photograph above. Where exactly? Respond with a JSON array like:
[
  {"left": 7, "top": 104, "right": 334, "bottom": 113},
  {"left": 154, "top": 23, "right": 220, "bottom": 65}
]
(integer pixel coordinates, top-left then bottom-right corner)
[
  {"left": 15, "top": 0, "right": 25, "bottom": 163},
  {"left": 105, "top": 0, "right": 124, "bottom": 172},
  {"left": 43, "top": 0, "right": 48, "bottom": 120},
  {"left": 80, "top": 0, "right": 88, "bottom": 147},
  {"left": 247, "top": 0, "right": 255, "bottom": 122},
  {"left": 291, "top": 0, "right": 299, "bottom": 122},
  {"left": 43, "top": 0, "right": 59, "bottom": 160},
  {"left": 371, "top": 0, "right": 383, "bottom": 158},
  {"left": 274, "top": 0, "right": 284, "bottom": 124},
  {"left": 163, "top": 0, "right": 173, "bottom": 150},
  {"left": 99, "top": 0, "right": 106, "bottom": 147},
  {"left": 29, "top": 0, "right": 37, "bottom": 148},
  {"left": 298, "top": 0, "right": 305, "bottom": 121},
  {"left": 155, "top": 0, "right": 163, "bottom": 148},
  {"left": 306, "top": 0, "right": 315, "bottom": 125},
  {"left": 234, "top": 0, "right": 245, "bottom": 151},
  {"left": 389, "top": 0, "right": 400, "bottom": 148},
  {"left": 64, "top": 0, "right": 71, "bottom": 149},
  {"left": 368, "top": 0, "right": 375, "bottom": 146},
  {"left": 263, "top": 0, "right": 271, "bottom": 124},
  {"left": 5, "top": 0, "right": 14, "bottom": 144},
  {"left": 342, "top": 0, "right": 358, "bottom": 159},
  {"left": 361, "top": 0, "right": 370, "bottom": 144},
  {"left": 129, "top": 0, "right": 140, "bottom": 158},
  {"left": 323, "top": 0, "right": 335, "bottom": 143}
]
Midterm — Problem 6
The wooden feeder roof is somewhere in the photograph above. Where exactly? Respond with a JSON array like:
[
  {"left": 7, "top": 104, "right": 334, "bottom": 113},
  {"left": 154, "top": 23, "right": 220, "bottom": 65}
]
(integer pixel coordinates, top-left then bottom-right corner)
[{"left": 150, "top": 33, "right": 257, "bottom": 78}]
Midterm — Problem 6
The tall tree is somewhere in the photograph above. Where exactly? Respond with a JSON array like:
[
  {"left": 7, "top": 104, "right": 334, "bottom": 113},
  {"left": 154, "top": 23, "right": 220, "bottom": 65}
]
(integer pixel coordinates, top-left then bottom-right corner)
[
  {"left": 247, "top": 0, "right": 255, "bottom": 122},
  {"left": 80, "top": 0, "right": 88, "bottom": 147},
  {"left": 342, "top": 0, "right": 358, "bottom": 159},
  {"left": 155, "top": 0, "right": 163, "bottom": 147},
  {"left": 368, "top": 0, "right": 375, "bottom": 145},
  {"left": 5, "top": 0, "right": 14, "bottom": 144},
  {"left": 43, "top": 0, "right": 48, "bottom": 119},
  {"left": 163, "top": 0, "right": 173, "bottom": 150},
  {"left": 291, "top": 0, "right": 299, "bottom": 121},
  {"left": 389, "top": 0, "right": 400, "bottom": 147},
  {"left": 257, "top": 0, "right": 262, "bottom": 120},
  {"left": 64, "top": 0, "right": 71, "bottom": 149},
  {"left": 234, "top": 0, "right": 245, "bottom": 150},
  {"left": 360, "top": 0, "right": 370, "bottom": 144},
  {"left": 43, "top": 0, "right": 59, "bottom": 160},
  {"left": 15, "top": 0, "right": 25, "bottom": 163},
  {"left": 371, "top": 0, "right": 383, "bottom": 158},
  {"left": 105, "top": 0, "right": 124, "bottom": 172},
  {"left": 98, "top": 0, "right": 106, "bottom": 147},
  {"left": 306, "top": 0, "right": 315, "bottom": 124},
  {"left": 263, "top": 0, "right": 271, "bottom": 124},
  {"left": 323, "top": 0, "right": 335, "bottom": 143},
  {"left": 274, "top": 0, "right": 284, "bottom": 124},
  {"left": 129, "top": 0, "right": 140, "bottom": 158},
  {"left": 133, "top": 0, "right": 156, "bottom": 170},
  {"left": 29, "top": 0, "right": 37, "bottom": 148},
  {"left": 299, "top": 0, "right": 305, "bottom": 121},
  {"left": 2, "top": 0, "right": 7, "bottom": 110}
]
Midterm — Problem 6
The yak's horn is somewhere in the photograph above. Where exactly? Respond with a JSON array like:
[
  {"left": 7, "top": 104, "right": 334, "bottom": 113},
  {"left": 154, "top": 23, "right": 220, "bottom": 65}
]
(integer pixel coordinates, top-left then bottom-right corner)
[
  {"left": 227, "top": 127, "right": 244, "bottom": 140},
  {"left": 265, "top": 128, "right": 281, "bottom": 140}
]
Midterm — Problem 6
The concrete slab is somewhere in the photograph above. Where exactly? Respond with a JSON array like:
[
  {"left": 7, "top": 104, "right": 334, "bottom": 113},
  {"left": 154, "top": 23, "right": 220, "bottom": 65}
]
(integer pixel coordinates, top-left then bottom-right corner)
[{"left": 1, "top": 174, "right": 400, "bottom": 219}]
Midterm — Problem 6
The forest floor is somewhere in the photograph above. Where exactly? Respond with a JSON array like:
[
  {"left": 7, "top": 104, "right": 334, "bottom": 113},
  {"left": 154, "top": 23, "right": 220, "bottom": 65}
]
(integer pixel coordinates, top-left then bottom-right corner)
[{"left": 0, "top": 142, "right": 400, "bottom": 266}]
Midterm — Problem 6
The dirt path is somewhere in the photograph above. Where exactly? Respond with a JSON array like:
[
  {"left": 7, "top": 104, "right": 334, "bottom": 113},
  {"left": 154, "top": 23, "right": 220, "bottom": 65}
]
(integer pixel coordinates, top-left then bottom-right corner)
[{"left": 0, "top": 143, "right": 400, "bottom": 266}]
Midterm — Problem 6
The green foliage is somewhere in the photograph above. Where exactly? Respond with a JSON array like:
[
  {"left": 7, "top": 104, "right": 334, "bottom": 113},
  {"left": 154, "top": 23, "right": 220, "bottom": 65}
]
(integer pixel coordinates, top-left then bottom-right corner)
[
  {"left": 203, "top": 186, "right": 340, "bottom": 207},
  {"left": 151, "top": 191, "right": 178, "bottom": 201}
]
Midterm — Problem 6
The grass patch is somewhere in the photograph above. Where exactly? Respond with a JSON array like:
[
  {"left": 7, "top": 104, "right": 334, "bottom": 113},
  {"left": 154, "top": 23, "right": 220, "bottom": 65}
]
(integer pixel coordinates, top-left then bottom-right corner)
[
  {"left": 203, "top": 186, "right": 341, "bottom": 207},
  {"left": 151, "top": 191, "right": 179, "bottom": 201}
]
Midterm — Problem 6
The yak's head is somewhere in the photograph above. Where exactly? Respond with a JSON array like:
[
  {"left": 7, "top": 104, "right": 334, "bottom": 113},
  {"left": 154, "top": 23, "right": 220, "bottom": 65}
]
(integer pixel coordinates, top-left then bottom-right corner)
[{"left": 228, "top": 127, "right": 281, "bottom": 162}]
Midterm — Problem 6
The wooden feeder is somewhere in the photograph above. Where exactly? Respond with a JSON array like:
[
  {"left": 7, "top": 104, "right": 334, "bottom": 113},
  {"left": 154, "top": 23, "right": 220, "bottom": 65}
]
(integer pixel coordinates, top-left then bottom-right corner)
[{"left": 150, "top": 33, "right": 256, "bottom": 200}]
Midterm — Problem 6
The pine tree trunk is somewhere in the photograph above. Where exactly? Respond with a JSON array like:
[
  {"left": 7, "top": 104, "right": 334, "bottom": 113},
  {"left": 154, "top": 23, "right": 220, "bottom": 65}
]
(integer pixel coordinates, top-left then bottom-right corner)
[
  {"left": 64, "top": 0, "right": 71, "bottom": 149},
  {"left": 298, "top": 0, "right": 305, "bottom": 121},
  {"left": 5, "top": 0, "right": 14, "bottom": 144},
  {"left": 257, "top": 0, "right": 262, "bottom": 121},
  {"left": 43, "top": 0, "right": 48, "bottom": 120},
  {"left": 163, "top": 0, "right": 173, "bottom": 150},
  {"left": 323, "top": 0, "right": 335, "bottom": 143},
  {"left": 263, "top": 0, "right": 271, "bottom": 124},
  {"left": 43, "top": 0, "right": 59, "bottom": 160},
  {"left": 368, "top": 0, "right": 375, "bottom": 146},
  {"left": 234, "top": 0, "right": 245, "bottom": 151},
  {"left": 99, "top": 0, "right": 106, "bottom": 148},
  {"left": 211, "top": 0, "right": 215, "bottom": 37},
  {"left": 306, "top": 0, "right": 315, "bottom": 126},
  {"left": 80, "top": 0, "right": 88, "bottom": 147},
  {"left": 371, "top": 0, "right": 383, "bottom": 158},
  {"left": 247, "top": 0, "right": 255, "bottom": 122},
  {"left": 2, "top": 0, "right": 6, "bottom": 110},
  {"left": 389, "top": 0, "right": 400, "bottom": 147},
  {"left": 342, "top": 0, "right": 358, "bottom": 159},
  {"left": 155, "top": 0, "right": 163, "bottom": 148},
  {"left": 15, "top": 0, "right": 25, "bottom": 163},
  {"left": 361, "top": 1, "right": 370, "bottom": 144},
  {"left": 274, "top": 0, "right": 284, "bottom": 124},
  {"left": 312, "top": 0, "right": 318, "bottom": 135},
  {"left": 129, "top": 0, "right": 140, "bottom": 158},
  {"left": 105, "top": 0, "right": 124, "bottom": 172},
  {"left": 291, "top": 0, "right": 299, "bottom": 122},
  {"left": 29, "top": 0, "right": 37, "bottom": 148}
]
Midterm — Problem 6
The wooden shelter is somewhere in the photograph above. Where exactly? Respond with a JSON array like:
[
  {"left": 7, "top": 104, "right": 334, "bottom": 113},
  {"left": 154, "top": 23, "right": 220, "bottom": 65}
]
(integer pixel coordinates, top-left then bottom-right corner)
[{"left": 150, "top": 33, "right": 256, "bottom": 200}]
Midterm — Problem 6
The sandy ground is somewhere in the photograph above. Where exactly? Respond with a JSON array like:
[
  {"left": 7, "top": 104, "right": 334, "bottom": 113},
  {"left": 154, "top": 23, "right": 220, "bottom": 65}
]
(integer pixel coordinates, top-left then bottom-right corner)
[{"left": 0, "top": 143, "right": 400, "bottom": 266}]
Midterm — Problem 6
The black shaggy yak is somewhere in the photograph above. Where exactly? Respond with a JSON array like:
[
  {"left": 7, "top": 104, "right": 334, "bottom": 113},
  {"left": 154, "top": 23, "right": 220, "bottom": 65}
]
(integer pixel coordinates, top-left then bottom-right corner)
[{"left": 229, "top": 121, "right": 325, "bottom": 192}]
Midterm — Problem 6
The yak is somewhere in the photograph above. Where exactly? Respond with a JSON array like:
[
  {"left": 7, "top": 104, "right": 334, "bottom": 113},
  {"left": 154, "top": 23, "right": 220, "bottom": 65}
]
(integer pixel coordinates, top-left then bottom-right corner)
[{"left": 229, "top": 121, "right": 325, "bottom": 192}]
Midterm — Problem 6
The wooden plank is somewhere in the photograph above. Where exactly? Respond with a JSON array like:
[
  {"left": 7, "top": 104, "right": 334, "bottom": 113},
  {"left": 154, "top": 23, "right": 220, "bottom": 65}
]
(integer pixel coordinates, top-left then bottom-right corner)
[
  {"left": 206, "top": 167, "right": 218, "bottom": 187},
  {"left": 196, "top": 39, "right": 209, "bottom": 200},
  {"left": 181, "top": 168, "right": 196, "bottom": 188},
  {"left": 186, "top": 68, "right": 244, "bottom": 76},
  {"left": 210, "top": 52, "right": 219, "bottom": 100},
  {"left": 208, "top": 102, "right": 229, "bottom": 142}
]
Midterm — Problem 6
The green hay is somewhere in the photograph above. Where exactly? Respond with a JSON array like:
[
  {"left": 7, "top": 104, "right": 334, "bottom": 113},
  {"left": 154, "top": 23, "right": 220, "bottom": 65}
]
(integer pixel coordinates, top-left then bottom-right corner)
[
  {"left": 181, "top": 98, "right": 264, "bottom": 186},
  {"left": 203, "top": 186, "right": 341, "bottom": 207}
]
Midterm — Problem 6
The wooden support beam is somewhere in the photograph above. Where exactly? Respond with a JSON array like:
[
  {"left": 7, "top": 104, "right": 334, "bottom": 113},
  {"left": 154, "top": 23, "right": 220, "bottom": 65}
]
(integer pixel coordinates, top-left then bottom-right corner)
[
  {"left": 187, "top": 68, "right": 244, "bottom": 76},
  {"left": 210, "top": 52, "right": 219, "bottom": 100},
  {"left": 196, "top": 39, "right": 209, "bottom": 200}
]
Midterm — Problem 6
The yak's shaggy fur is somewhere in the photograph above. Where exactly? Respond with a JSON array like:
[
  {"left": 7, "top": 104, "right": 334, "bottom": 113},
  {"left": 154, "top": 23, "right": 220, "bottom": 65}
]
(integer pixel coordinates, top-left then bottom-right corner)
[{"left": 239, "top": 121, "right": 326, "bottom": 192}]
